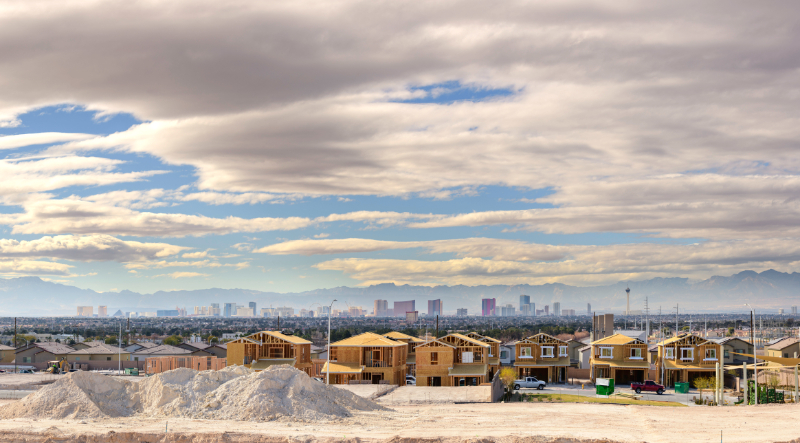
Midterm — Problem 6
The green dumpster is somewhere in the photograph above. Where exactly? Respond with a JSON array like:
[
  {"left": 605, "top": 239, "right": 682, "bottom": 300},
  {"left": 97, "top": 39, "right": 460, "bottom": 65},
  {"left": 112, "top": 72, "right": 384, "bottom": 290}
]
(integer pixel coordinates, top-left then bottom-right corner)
[
  {"left": 124, "top": 368, "right": 139, "bottom": 376},
  {"left": 596, "top": 378, "right": 615, "bottom": 396},
  {"left": 675, "top": 382, "right": 690, "bottom": 394}
]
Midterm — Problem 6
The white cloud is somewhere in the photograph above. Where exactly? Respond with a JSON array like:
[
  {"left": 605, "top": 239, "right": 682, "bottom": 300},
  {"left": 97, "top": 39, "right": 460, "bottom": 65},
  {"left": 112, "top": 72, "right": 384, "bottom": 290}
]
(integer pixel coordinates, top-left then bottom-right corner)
[
  {"left": 182, "top": 249, "right": 211, "bottom": 259},
  {"left": 281, "top": 236, "right": 800, "bottom": 285},
  {"left": 153, "top": 271, "right": 209, "bottom": 279},
  {"left": 313, "top": 233, "right": 330, "bottom": 239},
  {"left": 0, "top": 234, "right": 187, "bottom": 262},
  {"left": 178, "top": 192, "right": 300, "bottom": 205},
  {"left": 0, "top": 132, "right": 94, "bottom": 150},
  {"left": 125, "top": 259, "right": 250, "bottom": 270},
  {"left": 0, "top": 259, "right": 73, "bottom": 276}
]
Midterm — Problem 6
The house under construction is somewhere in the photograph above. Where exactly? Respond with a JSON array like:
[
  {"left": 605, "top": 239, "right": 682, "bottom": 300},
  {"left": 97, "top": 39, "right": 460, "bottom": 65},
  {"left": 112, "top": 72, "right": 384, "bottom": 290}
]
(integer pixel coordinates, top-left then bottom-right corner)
[
  {"left": 321, "top": 332, "right": 408, "bottom": 385},
  {"left": 464, "top": 332, "right": 502, "bottom": 380},
  {"left": 227, "top": 331, "right": 313, "bottom": 374},
  {"left": 514, "top": 333, "right": 570, "bottom": 383},
  {"left": 415, "top": 333, "right": 491, "bottom": 386},
  {"left": 383, "top": 331, "right": 425, "bottom": 376}
]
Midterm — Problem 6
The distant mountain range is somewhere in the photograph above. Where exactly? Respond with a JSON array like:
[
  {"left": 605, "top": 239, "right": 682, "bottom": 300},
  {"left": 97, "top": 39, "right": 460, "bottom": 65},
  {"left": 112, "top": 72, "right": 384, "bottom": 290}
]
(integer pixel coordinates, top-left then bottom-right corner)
[{"left": 0, "top": 270, "right": 798, "bottom": 317}]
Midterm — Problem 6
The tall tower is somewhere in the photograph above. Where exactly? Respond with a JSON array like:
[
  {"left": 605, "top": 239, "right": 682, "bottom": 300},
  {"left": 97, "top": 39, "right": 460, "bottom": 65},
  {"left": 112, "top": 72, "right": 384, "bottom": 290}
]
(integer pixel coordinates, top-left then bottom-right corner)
[{"left": 625, "top": 287, "right": 630, "bottom": 315}]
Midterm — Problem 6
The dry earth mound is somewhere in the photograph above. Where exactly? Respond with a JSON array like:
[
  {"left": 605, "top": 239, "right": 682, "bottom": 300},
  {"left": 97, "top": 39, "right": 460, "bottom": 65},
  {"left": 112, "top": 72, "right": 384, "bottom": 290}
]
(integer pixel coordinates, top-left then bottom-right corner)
[{"left": 0, "top": 365, "right": 384, "bottom": 422}]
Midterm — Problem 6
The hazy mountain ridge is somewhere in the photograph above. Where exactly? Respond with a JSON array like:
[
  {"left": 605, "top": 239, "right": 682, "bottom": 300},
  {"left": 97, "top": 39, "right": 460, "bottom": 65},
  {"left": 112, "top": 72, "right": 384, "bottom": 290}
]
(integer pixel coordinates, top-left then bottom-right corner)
[{"left": 0, "top": 270, "right": 798, "bottom": 316}]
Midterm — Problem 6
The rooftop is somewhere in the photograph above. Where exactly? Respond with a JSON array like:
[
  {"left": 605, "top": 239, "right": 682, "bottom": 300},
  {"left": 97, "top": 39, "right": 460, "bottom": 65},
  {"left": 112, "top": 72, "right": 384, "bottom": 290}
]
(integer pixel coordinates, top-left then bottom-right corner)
[{"left": 331, "top": 332, "right": 405, "bottom": 347}]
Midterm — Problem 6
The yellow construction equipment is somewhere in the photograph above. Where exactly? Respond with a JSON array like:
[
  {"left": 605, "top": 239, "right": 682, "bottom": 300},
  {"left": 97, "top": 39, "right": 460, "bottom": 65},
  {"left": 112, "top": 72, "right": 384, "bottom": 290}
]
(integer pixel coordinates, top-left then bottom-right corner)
[{"left": 45, "top": 357, "right": 69, "bottom": 374}]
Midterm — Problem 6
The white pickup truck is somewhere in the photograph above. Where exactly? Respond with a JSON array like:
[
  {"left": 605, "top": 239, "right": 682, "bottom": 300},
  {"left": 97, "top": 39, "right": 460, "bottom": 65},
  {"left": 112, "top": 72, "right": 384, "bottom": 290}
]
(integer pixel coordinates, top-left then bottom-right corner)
[{"left": 513, "top": 376, "right": 546, "bottom": 390}]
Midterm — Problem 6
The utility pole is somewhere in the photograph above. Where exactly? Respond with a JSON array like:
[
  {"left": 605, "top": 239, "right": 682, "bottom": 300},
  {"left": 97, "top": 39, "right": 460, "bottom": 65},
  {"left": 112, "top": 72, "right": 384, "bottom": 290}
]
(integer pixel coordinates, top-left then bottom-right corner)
[
  {"left": 644, "top": 297, "right": 650, "bottom": 344},
  {"left": 14, "top": 317, "right": 17, "bottom": 374},
  {"left": 675, "top": 304, "right": 679, "bottom": 337}
]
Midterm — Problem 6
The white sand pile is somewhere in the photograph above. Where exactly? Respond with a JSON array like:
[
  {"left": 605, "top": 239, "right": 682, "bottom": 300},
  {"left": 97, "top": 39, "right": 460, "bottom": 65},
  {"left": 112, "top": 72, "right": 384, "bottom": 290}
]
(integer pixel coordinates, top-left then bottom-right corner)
[{"left": 0, "top": 365, "right": 385, "bottom": 422}]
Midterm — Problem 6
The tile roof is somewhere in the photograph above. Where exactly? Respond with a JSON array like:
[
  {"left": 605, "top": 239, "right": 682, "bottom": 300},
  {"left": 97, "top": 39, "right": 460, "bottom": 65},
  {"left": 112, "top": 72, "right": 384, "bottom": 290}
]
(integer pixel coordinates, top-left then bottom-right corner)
[
  {"left": 179, "top": 342, "right": 210, "bottom": 350},
  {"left": 331, "top": 332, "right": 405, "bottom": 347},
  {"left": 767, "top": 338, "right": 799, "bottom": 350},
  {"left": 70, "top": 344, "right": 131, "bottom": 355},
  {"left": 17, "top": 342, "right": 76, "bottom": 354},
  {"left": 0, "top": 344, "right": 15, "bottom": 351},
  {"left": 132, "top": 345, "right": 192, "bottom": 355}
]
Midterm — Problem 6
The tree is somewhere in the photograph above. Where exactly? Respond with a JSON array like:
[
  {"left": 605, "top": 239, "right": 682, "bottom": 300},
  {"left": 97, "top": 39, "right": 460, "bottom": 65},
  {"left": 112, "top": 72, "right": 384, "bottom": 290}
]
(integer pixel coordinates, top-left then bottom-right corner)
[
  {"left": 498, "top": 367, "right": 517, "bottom": 400},
  {"left": 727, "top": 326, "right": 735, "bottom": 337},
  {"left": 163, "top": 335, "right": 182, "bottom": 346},
  {"left": 105, "top": 336, "right": 118, "bottom": 345}
]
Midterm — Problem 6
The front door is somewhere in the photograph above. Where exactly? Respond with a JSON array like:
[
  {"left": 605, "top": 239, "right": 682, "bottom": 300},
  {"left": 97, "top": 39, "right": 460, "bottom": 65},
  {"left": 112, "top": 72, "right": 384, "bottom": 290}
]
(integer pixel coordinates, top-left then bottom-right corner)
[
  {"left": 371, "top": 374, "right": 383, "bottom": 384},
  {"left": 432, "top": 376, "right": 441, "bottom": 386}
]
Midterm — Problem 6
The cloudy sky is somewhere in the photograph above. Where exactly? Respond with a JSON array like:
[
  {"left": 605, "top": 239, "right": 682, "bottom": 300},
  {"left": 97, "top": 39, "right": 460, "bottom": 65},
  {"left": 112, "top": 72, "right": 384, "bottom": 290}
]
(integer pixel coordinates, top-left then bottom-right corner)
[{"left": 0, "top": 0, "right": 798, "bottom": 293}]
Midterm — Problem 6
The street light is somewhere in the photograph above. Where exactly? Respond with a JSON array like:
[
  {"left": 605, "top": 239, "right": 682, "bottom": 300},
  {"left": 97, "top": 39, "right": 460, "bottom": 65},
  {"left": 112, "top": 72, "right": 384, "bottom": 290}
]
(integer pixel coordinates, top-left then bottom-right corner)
[
  {"left": 744, "top": 303, "right": 757, "bottom": 405},
  {"left": 327, "top": 299, "right": 337, "bottom": 385}
]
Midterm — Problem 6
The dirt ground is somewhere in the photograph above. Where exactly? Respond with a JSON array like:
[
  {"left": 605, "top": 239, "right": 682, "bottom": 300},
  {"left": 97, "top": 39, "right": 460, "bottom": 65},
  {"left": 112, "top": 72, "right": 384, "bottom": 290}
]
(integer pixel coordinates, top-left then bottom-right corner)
[{"left": 0, "top": 399, "right": 798, "bottom": 443}]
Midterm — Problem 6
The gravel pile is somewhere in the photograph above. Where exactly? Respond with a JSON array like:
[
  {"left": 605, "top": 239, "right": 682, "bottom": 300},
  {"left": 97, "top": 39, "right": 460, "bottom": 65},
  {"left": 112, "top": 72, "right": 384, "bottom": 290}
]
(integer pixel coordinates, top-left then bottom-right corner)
[{"left": 0, "top": 365, "right": 385, "bottom": 421}]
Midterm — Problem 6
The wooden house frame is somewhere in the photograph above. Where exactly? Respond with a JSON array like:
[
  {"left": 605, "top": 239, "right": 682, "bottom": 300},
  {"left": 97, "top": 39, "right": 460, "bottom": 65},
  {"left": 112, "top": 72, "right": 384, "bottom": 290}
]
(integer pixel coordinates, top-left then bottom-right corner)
[
  {"left": 590, "top": 333, "right": 650, "bottom": 385},
  {"left": 321, "top": 332, "right": 407, "bottom": 385},
  {"left": 227, "top": 331, "right": 313, "bottom": 374},
  {"left": 383, "top": 331, "right": 425, "bottom": 376},
  {"left": 464, "top": 332, "right": 502, "bottom": 379},
  {"left": 415, "top": 333, "right": 490, "bottom": 387},
  {"left": 656, "top": 333, "right": 721, "bottom": 387},
  {"left": 514, "top": 333, "right": 570, "bottom": 383}
]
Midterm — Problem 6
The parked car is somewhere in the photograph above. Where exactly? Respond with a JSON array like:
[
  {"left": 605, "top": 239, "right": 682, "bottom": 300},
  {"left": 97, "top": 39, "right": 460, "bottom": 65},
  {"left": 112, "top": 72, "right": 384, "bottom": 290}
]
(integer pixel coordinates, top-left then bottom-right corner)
[
  {"left": 630, "top": 380, "right": 665, "bottom": 395},
  {"left": 513, "top": 376, "right": 546, "bottom": 390},
  {"left": 18, "top": 369, "right": 35, "bottom": 374},
  {"left": 405, "top": 375, "right": 416, "bottom": 386}
]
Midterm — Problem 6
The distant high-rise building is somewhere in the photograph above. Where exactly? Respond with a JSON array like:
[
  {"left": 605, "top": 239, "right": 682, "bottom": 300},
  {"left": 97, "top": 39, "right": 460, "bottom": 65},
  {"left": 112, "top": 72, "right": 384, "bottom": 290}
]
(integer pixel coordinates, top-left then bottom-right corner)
[
  {"left": 553, "top": 302, "right": 561, "bottom": 316},
  {"left": 394, "top": 300, "right": 415, "bottom": 317},
  {"left": 98, "top": 306, "right": 107, "bottom": 317},
  {"left": 77, "top": 306, "right": 93, "bottom": 317},
  {"left": 793, "top": 306, "right": 798, "bottom": 316},
  {"left": 563, "top": 309, "right": 576, "bottom": 316},
  {"left": 428, "top": 299, "right": 443, "bottom": 317},
  {"left": 374, "top": 299, "right": 389, "bottom": 316},
  {"left": 587, "top": 303, "right": 592, "bottom": 315},
  {"left": 779, "top": 308, "right": 785, "bottom": 315},
  {"left": 194, "top": 306, "right": 200, "bottom": 315},
  {"left": 210, "top": 303, "right": 220, "bottom": 316},
  {"left": 532, "top": 302, "right": 536, "bottom": 316},
  {"left": 520, "top": 295, "right": 530, "bottom": 312},
  {"left": 625, "top": 287, "right": 631, "bottom": 315},
  {"left": 520, "top": 304, "right": 531, "bottom": 316},
  {"left": 544, "top": 305, "right": 549, "bottom": 316},
  {"left": 405, "top": 311, "right": 419, "bottom": 322},
  {"left": 223, "top": 303, "right": 235, "bottom": 317},
  {"left": 249, "top": 302, "right": 257, "bottom": 316},
  {"left": 456, "top": 308, "right": 468, "bottom": 317},
  {"left": 276, "top": 306, "right": 294, "bottom": 317},
  {"left": 235, "top": 306, "right": 252, "bottom": 317},
  {"left": 481, "top": 298, "right": 496, "bottom": 316},
  {"left": 501, "top": 304, "right": 515, "bottom": 317}
]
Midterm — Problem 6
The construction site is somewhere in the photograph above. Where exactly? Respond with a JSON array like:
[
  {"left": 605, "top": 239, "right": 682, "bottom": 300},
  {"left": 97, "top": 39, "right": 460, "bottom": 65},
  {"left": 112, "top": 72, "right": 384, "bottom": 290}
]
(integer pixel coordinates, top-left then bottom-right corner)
[{"left": 1, "top": 328, "right": 800, "bottom": 443}]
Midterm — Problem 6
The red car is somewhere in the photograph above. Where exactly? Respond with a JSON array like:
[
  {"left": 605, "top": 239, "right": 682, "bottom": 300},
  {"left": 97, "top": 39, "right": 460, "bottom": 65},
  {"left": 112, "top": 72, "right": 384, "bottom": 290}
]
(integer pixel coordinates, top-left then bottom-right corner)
[{"left": 631, "top": 380, "right": 665, "bottom": 395}]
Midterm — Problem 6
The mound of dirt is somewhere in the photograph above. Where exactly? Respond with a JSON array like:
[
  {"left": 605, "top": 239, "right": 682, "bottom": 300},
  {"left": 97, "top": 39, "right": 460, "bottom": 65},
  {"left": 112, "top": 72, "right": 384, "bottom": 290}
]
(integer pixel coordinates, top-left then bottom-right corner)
[{"left": 0, "top": 365, "right": 385, "bottom": 422}]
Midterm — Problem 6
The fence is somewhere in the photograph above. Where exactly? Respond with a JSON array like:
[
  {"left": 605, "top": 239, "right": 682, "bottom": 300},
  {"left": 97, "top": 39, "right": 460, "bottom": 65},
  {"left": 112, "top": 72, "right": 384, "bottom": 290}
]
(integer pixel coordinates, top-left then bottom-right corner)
[{"left": 145, "top": 356, "right": 226, "bottom": 375}]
